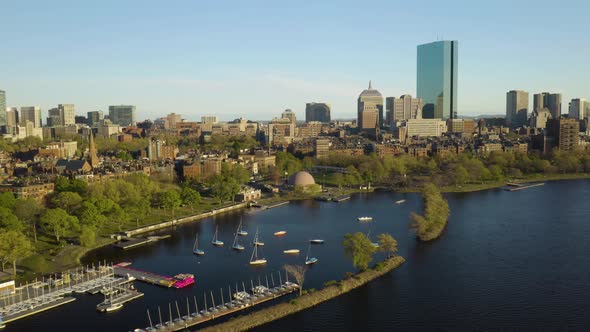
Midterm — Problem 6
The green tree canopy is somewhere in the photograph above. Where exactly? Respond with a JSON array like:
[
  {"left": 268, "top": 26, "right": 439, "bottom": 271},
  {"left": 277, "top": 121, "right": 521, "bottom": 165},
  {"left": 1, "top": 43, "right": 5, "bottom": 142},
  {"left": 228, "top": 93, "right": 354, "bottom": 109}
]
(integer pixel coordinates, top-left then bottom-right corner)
[
  {"left": 0, "top": 206, "right": 24, "bottom": 232},
  {"left": 0, "top": 230, "right": 33, "bottom": 275},
  {"left": 343, "top": 232, "right": 377, "bottom": 271},
  {"left": 41, "top": 208, "right": 80, "bottom": 243},
  {"left": 14, "top": 198, "right": 44, "bottom": 242},
  {"left": 0, "top": 192, "right": 17, "bottom": 210},
  {"left": 160, "top": 190, "right": 182, "bottom": 217},
  {"left": 181, "top": 187, "right": 201, "bottom": 213},
  {"left": 377, "top": 233, "right": 398, "bottom": 257}
]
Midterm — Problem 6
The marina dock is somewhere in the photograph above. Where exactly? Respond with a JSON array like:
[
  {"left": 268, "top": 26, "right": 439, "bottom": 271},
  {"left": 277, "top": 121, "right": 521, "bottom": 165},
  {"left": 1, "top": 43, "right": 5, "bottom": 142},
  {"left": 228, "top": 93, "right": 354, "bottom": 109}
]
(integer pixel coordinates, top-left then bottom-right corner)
[
  {"left": 134, "top": 271, "right": 299, "bottom": 332},
  {"left": 332, "top": 194, "right": 351, "bottom": 202},
  {"left": 114, "top": 235, "right": 171, "bottom": 250},
  {"left": 0, "top": 262, "right": 140, "bottom": 327},
  {"left": 506, "top": 182, "right": 545, "bottom": 191},
  {"left": 96, "top": 285, "right": 144, "bottom": 312},
  {"left": 113, "top": 263, "right": 194, "bottom": 288}
]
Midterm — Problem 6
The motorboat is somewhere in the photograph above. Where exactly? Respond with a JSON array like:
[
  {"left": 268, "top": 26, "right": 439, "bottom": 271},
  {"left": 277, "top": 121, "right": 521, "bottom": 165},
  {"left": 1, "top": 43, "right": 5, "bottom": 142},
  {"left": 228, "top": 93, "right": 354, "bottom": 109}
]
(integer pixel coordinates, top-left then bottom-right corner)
[
  {"left": 395, "top": 199, "right": 406, "bottom": 204},
  {"left": 283, "top": 249, "right": 300, "bottom": 254},
  {"left": 273, "top": 230, "right": 287, "bottom": 236},
  {"left": 309, "top": 239, "right": 324, "bottom": 244},
  {"left": 357, "top": 216, "right": 373, "bottom": 222}
]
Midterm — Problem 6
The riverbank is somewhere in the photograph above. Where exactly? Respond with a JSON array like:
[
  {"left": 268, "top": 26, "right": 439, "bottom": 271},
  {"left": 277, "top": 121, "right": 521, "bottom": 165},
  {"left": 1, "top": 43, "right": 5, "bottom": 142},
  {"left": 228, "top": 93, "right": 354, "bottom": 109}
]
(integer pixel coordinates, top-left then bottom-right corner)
[
  {"left": 200, "top": 255, "right": 406, "bottom": 332},
  {"left": 397, "top": 173, "right": 590, "bottom": 194}
]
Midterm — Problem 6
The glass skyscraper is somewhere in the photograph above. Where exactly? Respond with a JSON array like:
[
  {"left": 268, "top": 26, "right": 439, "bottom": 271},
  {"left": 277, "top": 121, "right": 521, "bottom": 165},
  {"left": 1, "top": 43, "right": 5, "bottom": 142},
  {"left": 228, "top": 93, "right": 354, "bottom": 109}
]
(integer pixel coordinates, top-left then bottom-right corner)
[{"left": 417, "top": 40, "right": 458, "bottom": 120}]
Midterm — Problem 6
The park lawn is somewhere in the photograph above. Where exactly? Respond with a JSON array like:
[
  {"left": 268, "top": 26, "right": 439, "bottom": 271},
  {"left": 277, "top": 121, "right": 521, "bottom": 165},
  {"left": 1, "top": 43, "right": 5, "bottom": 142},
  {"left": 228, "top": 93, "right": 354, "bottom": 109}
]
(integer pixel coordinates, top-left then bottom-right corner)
[{"left": 12, "top": 198, "right": 229, "bottom": 282}]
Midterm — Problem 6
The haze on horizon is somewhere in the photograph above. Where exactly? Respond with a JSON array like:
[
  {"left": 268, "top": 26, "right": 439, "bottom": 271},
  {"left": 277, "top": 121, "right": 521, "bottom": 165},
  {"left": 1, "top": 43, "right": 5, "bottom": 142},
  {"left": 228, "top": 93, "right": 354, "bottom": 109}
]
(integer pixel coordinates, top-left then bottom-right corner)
[{"left": 1, "top": 0, "right": 589, "bottom": 121}]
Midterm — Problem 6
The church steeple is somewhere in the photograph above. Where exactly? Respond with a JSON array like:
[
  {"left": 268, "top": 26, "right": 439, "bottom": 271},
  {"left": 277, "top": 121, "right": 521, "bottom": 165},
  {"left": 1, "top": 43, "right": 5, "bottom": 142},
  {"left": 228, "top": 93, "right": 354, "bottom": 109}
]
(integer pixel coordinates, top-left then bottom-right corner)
[{"left": 89, "top": 129, "right": 99, "bottom": 168}]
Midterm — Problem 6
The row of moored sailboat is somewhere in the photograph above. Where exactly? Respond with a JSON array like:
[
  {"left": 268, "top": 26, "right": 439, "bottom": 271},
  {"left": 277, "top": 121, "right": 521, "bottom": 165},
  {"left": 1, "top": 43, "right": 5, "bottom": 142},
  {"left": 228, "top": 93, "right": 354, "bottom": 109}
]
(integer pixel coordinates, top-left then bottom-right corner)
[{"left": 192, "top": 219, "right": 321, "bottom": 266}]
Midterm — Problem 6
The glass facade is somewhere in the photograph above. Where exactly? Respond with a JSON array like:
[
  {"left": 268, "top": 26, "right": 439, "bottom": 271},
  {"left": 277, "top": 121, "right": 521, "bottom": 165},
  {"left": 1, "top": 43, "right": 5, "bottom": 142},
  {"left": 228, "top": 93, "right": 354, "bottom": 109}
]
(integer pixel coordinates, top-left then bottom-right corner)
[
  {"left": 417, "top": 41, "right": 458, "bottom": 120},
  {"left": 0, "top": 90, "right": 6, "bottom": 128}
]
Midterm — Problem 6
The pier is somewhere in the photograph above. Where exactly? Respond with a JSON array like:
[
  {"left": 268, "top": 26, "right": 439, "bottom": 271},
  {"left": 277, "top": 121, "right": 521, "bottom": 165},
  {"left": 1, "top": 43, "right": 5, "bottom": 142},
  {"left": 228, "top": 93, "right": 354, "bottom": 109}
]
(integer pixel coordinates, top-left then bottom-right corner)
[
  {"left": 113, "top": 235, "right": 171, "bottom": 250},
  {"left": 113, "top": 263, "right": 194, "bottom": 289},
  {"left": 506, "top": 182, "right": 545, "bottom": 191},
  {"left": 134, "top": 271, "right": 299, "bottom": 332},
  {"left": 96, "top": 284, "right": 144, "bottom": 312},
  {"left": 332, "top": 194, "right": 351, "bottom": 202},
  {"left": 0, "top": 262, "right": 139, "bottom": 327}
]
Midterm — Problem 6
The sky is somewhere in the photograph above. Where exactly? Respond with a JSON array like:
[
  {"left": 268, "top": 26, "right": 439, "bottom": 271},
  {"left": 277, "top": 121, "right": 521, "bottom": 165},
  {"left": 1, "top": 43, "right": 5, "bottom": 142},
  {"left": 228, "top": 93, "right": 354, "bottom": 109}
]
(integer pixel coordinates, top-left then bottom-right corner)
[{"left": 1, "top": 0, "right": 589, "bottom": 121}]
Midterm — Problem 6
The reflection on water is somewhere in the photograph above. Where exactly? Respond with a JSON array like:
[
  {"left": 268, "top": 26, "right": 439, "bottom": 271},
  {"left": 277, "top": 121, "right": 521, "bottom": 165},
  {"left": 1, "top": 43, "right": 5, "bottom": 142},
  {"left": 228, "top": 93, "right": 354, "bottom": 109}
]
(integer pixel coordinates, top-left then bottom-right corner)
[{"left": 6, "top": 180, "right": 590, "bottom": 331}]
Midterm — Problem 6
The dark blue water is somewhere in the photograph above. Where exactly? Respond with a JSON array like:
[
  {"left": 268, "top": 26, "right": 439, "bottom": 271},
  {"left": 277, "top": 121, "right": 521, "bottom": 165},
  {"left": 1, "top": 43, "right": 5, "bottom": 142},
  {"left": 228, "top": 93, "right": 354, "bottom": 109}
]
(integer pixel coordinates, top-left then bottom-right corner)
[{"left": 5, "top": 180, "right": 590, "bottom": 331}]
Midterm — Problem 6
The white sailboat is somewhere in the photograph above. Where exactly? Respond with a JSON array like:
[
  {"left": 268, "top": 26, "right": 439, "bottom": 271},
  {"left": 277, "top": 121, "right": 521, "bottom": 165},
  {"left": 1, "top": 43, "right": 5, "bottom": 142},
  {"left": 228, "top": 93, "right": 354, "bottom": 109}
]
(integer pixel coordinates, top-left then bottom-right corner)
[
  {"left": 232, "top": 228, "right": 245, "bottom": 251},
  {"left": 249, "top": 232, "right": 267, "bottom": 265},
  {"left": 211, "top": 225, "right": 224, "bottom": 246},
  {"left": 237, "top": 218, "right": 248, "bottom": 236},
  {"left": 252, "top": 227, "right": 264, "bottom": 246},
  {"left": 305, "top": 244, "right": 318, "bottom": 265},
  {"left": 193, "top": 233, "right": 205, "bottom": 255},
  {"left": 367, "top": 230, "right": 379, "bottom": 248}
]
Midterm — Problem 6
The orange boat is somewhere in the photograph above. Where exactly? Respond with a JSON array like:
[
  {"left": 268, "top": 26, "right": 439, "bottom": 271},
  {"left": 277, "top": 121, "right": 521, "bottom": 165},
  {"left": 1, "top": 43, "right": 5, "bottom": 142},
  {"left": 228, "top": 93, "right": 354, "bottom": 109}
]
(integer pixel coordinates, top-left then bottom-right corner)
[{"left": 273, "top": 230, "right": 287, "bottom": 236}]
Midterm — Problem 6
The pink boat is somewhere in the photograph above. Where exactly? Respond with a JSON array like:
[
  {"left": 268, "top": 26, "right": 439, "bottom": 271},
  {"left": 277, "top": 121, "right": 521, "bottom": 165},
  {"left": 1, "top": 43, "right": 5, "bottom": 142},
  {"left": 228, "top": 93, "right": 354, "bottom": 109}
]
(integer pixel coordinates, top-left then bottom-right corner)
[{"left": 171, "top": 274, "right": 195, "bottom": 288}]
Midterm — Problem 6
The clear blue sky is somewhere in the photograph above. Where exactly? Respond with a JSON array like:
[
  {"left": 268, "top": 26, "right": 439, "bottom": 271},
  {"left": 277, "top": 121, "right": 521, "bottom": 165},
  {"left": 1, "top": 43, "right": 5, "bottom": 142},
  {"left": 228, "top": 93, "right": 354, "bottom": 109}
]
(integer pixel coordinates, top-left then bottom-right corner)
[{"left": 1, "top": 0, "right": 589, "bottom": 121}]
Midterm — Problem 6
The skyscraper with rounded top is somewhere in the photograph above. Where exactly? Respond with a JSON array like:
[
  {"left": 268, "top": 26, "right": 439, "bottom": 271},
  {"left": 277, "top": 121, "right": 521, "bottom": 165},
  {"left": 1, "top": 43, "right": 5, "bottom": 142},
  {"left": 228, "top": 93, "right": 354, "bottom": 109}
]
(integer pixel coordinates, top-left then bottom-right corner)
[
  {"left": 417, "top": 40, "right": 458, "bottom": 120},
  {"left": 357, "top": 81, "right": 383, "bottom": 132}
]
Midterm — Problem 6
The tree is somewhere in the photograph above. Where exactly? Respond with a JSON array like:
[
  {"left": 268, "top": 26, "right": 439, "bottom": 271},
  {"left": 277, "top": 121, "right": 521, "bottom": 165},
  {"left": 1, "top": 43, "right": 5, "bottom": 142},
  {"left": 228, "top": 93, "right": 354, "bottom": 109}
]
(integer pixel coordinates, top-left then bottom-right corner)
[
  {"left": 343, "top": 232, "right": 377, "bottom": 271},
  {"left": 51, "top": 191, "right": 83, "bottom": 214},
  {"left": 160, "top": 190, "right": 182, "bottom": 217},
  {"left": 0, "top": 230, "right": 33, "bottom": 275},
  {"left": 284, "top": 264, "right": 307, "bottom": 296},
  {"left": 377, "top": 233, "right": 398, "bottom": 258},
  {"left": 0, "top": 207, "right": 24, "bottom": 232},
  {"left": 181, "top": 187, "right": 201, "bottom": 213},
  {"left": 410, "top": 183, "right": 450, "bottom": 241},
  {"left": 126, "top": 198, "right": 151, "bottom": 227},
  {"left": 107, "top": 203, "right": 129, "bottom": 232},
  {"left": 0, "top": 192, "right": 16, "bottom": 209},
  {"left": 79, "top": 226, "right": 96, "bottom": 247},
  {"left": 77, "top": 201, "right": 107, "bottom": 228},
  {"left": 41, "top": 208, "right": 80, "bottom": 243},
  {"left": 14, "top": 198, "right": 43, "bottom": 242}
]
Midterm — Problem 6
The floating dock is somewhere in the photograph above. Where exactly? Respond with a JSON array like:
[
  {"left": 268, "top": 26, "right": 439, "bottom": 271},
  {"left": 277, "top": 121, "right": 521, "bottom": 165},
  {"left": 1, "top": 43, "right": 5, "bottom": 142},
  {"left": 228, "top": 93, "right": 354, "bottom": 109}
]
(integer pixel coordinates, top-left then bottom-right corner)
[
  {"left": 135, "top": 280, "right": 299, "bottom": 332},
  {"left": 0, "top": 262, "right": 133, "bottom": 327},
  {"left": 96, "top": 286, "right": 144, "bottom": 312},
  {"left": 113, "top": 263, "right": 194, "bottom": 289},
  {"left": 332, "top": 194, "right": 351, "bottom": 202},
  {"left": 114, "top": 235, "right": 171, "bottom": 250},
  {"left": 506, "top": 182, "right": 545, "bottom": 191}
]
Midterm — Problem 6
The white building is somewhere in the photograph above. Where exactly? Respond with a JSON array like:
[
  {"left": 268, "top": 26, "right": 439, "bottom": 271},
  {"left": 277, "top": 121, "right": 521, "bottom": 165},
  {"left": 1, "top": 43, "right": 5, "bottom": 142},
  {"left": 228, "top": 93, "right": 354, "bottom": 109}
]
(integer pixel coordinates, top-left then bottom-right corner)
[{"left": 405, "top": 118, "right": 447, "bottom": 137}]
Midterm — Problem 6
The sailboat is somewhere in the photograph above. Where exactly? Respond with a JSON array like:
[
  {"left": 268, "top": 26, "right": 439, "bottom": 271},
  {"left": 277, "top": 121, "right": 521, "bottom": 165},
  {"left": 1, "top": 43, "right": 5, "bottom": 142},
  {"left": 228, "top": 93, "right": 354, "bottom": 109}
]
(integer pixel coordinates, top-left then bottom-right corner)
[
  {"left": 211, "top": 226, "right": 224, "bottom": 246},
  {"left": 305, "top": 244, "right": 318, "bottom": 265},
  {"left": 252, "top": 227, "right": 264, "bottom": 246},
  {"left": 193, "top": 234, "right": 205, "bottom": 255},
  {"left": 237, "top": 218, "right": 248, "bottom": 236},
  {"left": 96, "top": 282, "right": 124, "bottom": 312},
  {"left": 249, "top": 232, "right": 267, "bottom": 265},
  {"left": 232, "top": 228, "right": 245, "bottom": 251}
]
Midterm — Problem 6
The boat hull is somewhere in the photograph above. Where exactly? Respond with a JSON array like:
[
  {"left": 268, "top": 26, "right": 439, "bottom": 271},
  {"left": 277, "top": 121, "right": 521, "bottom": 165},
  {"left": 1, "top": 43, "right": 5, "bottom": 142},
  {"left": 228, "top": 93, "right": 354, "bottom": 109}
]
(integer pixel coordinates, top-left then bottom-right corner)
[
  {"left": 274, "top": 231, "right": 287, "bottom": 236},
  {"left": 250, "top": 259, "right": 267, "bottom": 265},
  {"left": 283, "top": 249, "right": 300, "bottom": 254}
]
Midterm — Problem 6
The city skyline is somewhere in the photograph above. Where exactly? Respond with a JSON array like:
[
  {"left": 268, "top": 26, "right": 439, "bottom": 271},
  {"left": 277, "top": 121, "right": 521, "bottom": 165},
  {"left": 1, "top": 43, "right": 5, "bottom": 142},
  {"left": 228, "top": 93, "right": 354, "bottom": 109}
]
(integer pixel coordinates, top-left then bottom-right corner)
[{"left": 1, "top": 1, "right": 589, "bottom": 121}]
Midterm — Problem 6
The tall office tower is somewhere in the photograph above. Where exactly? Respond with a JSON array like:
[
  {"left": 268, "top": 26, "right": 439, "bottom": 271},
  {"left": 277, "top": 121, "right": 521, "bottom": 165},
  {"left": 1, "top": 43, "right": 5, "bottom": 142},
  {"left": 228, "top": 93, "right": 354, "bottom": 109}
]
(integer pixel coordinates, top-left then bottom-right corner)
[
  {"left": 47, "top": 107, "right": 61, "bottom": 126},
  {"left": 568, "top": 98, "right": 587, "bottom": 120},
  {"left": 201, "top": 115, "right": 218, "bottom": 124},
  {"left": 20, "top": 106, "right": 42, "bottom": 127},
  {"left": 59, "top": 104, "right": 75, "bottom": 125},
  {"left": 506, "top": 90, "right": 529, "bottom": 128},
  {"left": 0, "top": 90, "right": 6, "bottom": 128},
  {"left": 88, "top": 130, "right": 99, "bottom": 168},
  {"left": 386, "top": 95, "right": 424, "bottom": 127},
  {"left": 87, "top": 110, "right": 104, "bottom": 126},
  {"left": 6, "top": 107, "right": 18, "bottom": 126},
  {"left": 533, "top": 92, "right": 562, "bottom": 119},
  {"left": 357, "top": 81, "right": 383, "bottom": 131},
  {"left": 417, "top": 40, "right": 458, "bottom": 120},
  {"left": 305, "top": 103, "right": 331, "bottom": 123},
  {"left": 108, "top": 105, "right": 136, "bottom": 126}
]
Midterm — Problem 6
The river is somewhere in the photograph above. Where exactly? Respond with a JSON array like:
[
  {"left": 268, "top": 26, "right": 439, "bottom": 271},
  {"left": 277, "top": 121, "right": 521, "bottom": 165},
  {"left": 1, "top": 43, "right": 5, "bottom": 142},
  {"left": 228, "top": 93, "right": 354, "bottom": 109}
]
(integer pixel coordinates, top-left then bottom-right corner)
[{"left": 5, "top": 180, "right": 590, "bottom": 331}]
